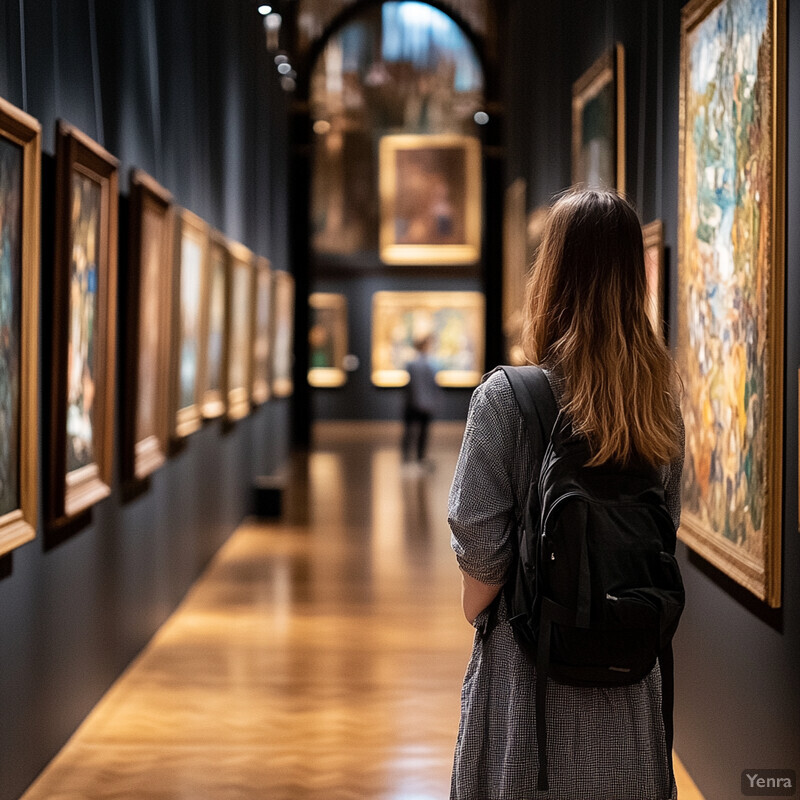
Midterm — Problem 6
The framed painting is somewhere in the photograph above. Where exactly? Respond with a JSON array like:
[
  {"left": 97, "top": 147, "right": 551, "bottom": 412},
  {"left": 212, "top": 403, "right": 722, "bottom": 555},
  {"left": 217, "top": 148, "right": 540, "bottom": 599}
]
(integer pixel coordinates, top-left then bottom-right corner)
[
  {"left": 251, "top": 256, "right": 272, "bottom": 405},
  {"left": 502, "top": 178, "right": 528, "bottom": 367},
  {"left": 169, "top": 208, "right": 208, "bottom": 440},
  {"left": 50, "top": 121, "right": 118, "bottom": 522},
  {"left": 308, "top": 293, "right": 348, "bottom": 388},
  {"left": 378, "top": 134, "right": 482, "bottom": 265},
  {"left": 123, "top": 170, "right": 173, "bottom": 482},
  {"left": 642, "top": 219, "right": 665, "bottom": 340},
  {"left": 0, "top": 98, "right": 39, "bottom": 554},
  {"left": 225, "top": 240, "right": 254, "bottom": 421},
  {"left": 199, "top": 231, "right": 228, "bottom": 420},
  {"left": 572, "top": 44, "right": 625, "bottom": 192},
  {"left": 371, "top": 291, "right": 485, "bottom": 388},
  {"left": 677, "top": 0, "right": 785, "bottom": 607},
  {"left": 271, "top": 271, "right": 295, "bottom": 398}
]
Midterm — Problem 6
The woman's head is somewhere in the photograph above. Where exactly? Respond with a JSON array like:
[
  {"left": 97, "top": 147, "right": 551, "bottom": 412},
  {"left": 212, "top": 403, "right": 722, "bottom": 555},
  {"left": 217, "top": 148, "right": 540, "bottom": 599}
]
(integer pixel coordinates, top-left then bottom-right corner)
[{"left": 522, "top": 189, "right": 680, "bottom": 467}]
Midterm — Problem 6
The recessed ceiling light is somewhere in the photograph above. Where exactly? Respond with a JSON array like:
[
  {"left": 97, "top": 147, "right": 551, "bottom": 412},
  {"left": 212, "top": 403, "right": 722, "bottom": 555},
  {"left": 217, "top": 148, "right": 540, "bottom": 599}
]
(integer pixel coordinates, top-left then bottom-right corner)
[{"left": 258, "top": 4, "right": 272, "bottom": 15}]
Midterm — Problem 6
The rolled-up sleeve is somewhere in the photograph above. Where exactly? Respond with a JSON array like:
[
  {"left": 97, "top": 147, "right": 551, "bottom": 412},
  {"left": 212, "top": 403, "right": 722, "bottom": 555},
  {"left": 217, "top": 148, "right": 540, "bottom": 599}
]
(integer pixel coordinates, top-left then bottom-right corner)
[{"left": 449, "top": 372, "right": 519, "bottom": 585}]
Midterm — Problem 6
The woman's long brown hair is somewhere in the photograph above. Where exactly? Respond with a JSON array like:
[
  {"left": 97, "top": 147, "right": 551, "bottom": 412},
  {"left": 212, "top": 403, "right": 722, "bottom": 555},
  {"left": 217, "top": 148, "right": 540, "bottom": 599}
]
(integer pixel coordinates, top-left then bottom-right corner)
[{"left": 522, "top": 189, "right": 680, "bottom": 468}]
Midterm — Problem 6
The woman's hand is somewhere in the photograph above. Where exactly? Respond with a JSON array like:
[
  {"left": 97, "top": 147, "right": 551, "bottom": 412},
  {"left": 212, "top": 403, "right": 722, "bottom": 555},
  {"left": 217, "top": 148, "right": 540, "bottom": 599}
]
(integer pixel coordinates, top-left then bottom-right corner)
[{"left": 460, "top": 570, "right": 503, "bottom": 624}]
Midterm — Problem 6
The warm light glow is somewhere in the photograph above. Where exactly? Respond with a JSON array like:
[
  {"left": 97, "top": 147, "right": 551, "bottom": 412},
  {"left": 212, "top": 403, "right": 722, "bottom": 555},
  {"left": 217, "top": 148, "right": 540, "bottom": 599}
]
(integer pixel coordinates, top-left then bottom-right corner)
[
  {"left": 313, "top": 119, "right": 331, "bottom": 135},
  {"left": 281, "top": 76, "right": 296, "bottom": 92},
  {"left": 257, "top": 4, "right": 272, "bottom": 14}
]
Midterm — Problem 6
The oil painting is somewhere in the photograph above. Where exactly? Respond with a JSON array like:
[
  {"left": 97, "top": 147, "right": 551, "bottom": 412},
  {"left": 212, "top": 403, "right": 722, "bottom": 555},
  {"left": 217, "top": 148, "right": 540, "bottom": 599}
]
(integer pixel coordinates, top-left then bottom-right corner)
[
  {"left": 201, "top": 234, "right": 228, "bottom": 419},
  {"left": 51, "top": 121, "right": 118, "bottom": 522},
  {"left": 123, "top": 170, "right": 172, "bottom": 482},
  {"left": 271, "top": 271, "right": 295, "bottom": 398},
  {"left": 170, "top": 209, "right": 208, "bottom": 439},
  {"left": 642, "top": 220, "right": 665, "bottom": 340},
  {"left": 226, "top": 242, "right": 254, "bottom": 421},
  {"left": 677, "top": 0, "right": 785, "bottom": 606},
  {"left": 251, "top": 256, "right": 272, "bottom": 405},
  {"left": 572, "top": 44, "right": 625, "bottom": 192},
  {"left": 0, "top": 98, "right": 39, "bottom": 554},
  {"left": 371, "top": 291, "right": 485, "bottom": 388},
  {"left": 308, "top": 293, "right": 347, "bottom": 388},
  {"left": 379, "top": 134, "right": 482, "bottom": 265}
]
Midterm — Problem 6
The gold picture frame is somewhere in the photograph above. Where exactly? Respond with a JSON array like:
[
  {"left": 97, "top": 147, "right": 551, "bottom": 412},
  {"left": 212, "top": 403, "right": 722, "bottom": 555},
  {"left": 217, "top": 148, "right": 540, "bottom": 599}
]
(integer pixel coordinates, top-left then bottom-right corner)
[
  {"left": 642, "top": 219, "right": 665, "bottom": 340},
  {"left": 572, "top": 44, "right": 626, "bottom": 192},
  {"left": 0, "top": 97, "right": 39, "bottom": 553},
  {"left": 170, "top": 208, "right": 209, "bottom": 440},
  {"left": 251, "top": 256, "right": 273, "bottom": 406},
  {"left": 677, "top": 0, "right": 785, "bottom": 607},
  {"left": 308, "top": 293, "right": 348, "bottom": 388},
  {"left": 502, "top": 178, "right": 528, "bottom": 366},
  {"left": 123, "top": 170, "right": 173, "bottom": 482},
  {"left": 199, "top": 231, "right": 229, "bottom": 420},
  {"left": 225, "top": 240, "right": 255, "bottom": 422},
  {"left": 50, "top": 121, "right": 118, "bottom": 522},
  {"left": 371, "top": 291, "right": 485, "bottom": 388},
  {"left": 379, "top": 134, "right": 482, "bottom": 265},
  {"left": 271, "top": 271, "right": 295, "bottom": 399}
]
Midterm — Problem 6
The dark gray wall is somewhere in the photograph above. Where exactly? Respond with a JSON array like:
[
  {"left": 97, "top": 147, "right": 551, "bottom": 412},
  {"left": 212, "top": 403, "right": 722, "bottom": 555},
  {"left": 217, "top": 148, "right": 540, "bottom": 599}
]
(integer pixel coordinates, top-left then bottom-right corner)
[
  {"left": 0, "top": 2, "right": 290, "bottom": 799},
  {"left": 505, "top": 1, "right": 800, "bottom": 797}
]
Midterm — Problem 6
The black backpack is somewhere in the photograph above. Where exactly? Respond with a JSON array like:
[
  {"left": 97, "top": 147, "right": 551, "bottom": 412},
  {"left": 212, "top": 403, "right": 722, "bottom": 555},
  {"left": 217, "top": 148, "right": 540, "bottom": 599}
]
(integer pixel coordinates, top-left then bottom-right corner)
[{"left": 500, "top": 366, "right": 685, "bottom": 793}]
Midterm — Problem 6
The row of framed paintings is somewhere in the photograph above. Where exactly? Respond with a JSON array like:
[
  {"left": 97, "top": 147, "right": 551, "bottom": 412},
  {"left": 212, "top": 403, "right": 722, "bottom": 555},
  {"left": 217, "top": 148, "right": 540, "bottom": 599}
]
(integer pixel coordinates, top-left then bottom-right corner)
[
  {"left": 0, "top": 96, "right": 295, "bottom": 556},
  {"left": 308, "top": 290, "right": 485, "bottom": 390}
]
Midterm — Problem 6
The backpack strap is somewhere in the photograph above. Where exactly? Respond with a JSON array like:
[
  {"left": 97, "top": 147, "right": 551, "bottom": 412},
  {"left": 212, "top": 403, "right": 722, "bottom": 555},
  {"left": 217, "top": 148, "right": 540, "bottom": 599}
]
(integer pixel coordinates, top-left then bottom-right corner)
[{"left": 500, "top": 366, "right": 559, "bottom": 793}]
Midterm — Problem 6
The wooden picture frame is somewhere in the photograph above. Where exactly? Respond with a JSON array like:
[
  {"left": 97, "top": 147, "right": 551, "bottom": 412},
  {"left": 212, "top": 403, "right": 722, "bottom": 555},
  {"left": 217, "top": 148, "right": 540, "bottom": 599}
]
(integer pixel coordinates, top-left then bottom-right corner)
[
  {"left": 251, "top": 256, "right": 272, "bottom": 406},
  {"left": 502, "top": 178, "right": 528, "bottom": 366},
  {"left": 642, "top": 219, "right": 665, "bottom": 340},
  {"left": 378, "top": 134, "right": 482, "bottom": 265},
  {"left": 677, "top": 0, "right": 785, "bottom": 607},
  {"left": 123, "top": 170, "right": 173, "bottom": 482},
  {"left": 572, "top": 44, "right": 626, "bottom": 192},
  {"left": 49, "top": 120, "right": 118, "bottom": 522},
  {"left": 169, "top": 208, "right": 209, "bottom": 440},
  {"left": 225, "top": 240, "right": 254, "bottom": 421},
  {"left": 0, "top": 98, "right": 40, "bottom": 553},
  {"left": 371, "top": 291, "right": 485, "bottom": 388},
  {"left": 271, "top": 271, "right": 295, "bottom": 398},
  {"left": 199, "top": 231, "right": 229, "bottom": 420},
  {"left": 308, "top": 292, "right": 348, "bottom": 388}
]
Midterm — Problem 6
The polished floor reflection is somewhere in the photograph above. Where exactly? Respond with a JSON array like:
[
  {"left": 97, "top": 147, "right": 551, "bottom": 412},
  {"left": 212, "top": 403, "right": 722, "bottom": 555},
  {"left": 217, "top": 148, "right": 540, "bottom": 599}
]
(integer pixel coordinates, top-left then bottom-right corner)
[{"left": 22, "top": 422, "right": 704, "bottom": 800}]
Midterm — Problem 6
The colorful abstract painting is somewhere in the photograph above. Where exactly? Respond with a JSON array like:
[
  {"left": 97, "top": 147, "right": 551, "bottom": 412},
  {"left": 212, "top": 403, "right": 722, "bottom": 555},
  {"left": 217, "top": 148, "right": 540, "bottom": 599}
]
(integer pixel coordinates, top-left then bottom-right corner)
[
  {"left": 66, "top": 173, "right": 102, "bottom": 474},
  {"left": 678, "top": 0, "right": 784, "bottom": 605},
  {"left": 371, "top": 291, "right": 484, "bottom": 388},
  {"left": 0, "top": 137, "right": 22, "bottom": 516}
]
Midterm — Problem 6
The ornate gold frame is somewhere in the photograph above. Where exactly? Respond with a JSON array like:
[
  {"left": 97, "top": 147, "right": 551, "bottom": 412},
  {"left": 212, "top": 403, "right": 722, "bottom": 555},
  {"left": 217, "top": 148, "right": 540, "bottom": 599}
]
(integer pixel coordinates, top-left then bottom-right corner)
[
  {"left": 642, "top": 219, "right": 665, "bottom": 340},
  {"left": 199, "top": 231, "right": 229, "bottom": 420},
  {"left": 371, "top": 291, "right": 485, "bottom": 388},
  {"left": 308, "top": 293, "right": 348, "bottom": 388},
  {"left": 124, "top": 170, "right": 173, "bottom": 481},
  {"left": 50, "top": 121, "right": 119, "bottom": 522},
  {"left": 571, "top": 44, "right": 626, "bottom": 193},
  {"left": 677, "top": 0, "right": 785, "bottom": 607},
  {"left": 378, "top": 134, "right": 482, "bottom": 266},
  {"left": 225, "top": 240, "right": 255, "bottom": 422},
  {"left": 170, "top": 208, "right": 209, "bottom": 440},
  {"left": 0, "top": 98, "right": 39, "bottom": 553}
]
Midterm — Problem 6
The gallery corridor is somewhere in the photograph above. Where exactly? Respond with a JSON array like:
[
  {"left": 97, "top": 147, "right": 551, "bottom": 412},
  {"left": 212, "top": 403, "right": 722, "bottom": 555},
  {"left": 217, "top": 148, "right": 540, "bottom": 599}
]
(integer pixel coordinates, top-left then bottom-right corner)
[{"left": 20, "top": 424, "right": 702, "bottom": 800}]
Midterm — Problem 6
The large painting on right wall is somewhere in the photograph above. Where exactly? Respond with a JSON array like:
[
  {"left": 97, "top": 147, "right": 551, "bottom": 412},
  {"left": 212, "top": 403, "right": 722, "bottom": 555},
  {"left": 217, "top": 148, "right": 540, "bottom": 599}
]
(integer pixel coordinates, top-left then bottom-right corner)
[{"left": 677, "top": 0, "right": 785, "bottom": 606}]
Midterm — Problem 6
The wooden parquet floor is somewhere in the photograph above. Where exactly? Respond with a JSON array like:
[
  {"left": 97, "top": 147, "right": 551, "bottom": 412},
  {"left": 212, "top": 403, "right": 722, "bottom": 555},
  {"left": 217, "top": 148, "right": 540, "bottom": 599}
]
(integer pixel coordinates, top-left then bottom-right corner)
[{"left": 21, "top": 422, "right": 704, "bottom": 800}]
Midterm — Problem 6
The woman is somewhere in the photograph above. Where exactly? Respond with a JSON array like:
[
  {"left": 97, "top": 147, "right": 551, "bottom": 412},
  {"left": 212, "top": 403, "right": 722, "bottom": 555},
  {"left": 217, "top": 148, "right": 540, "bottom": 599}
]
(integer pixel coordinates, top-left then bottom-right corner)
[{"left": 449, "top": 189, "right": 684, "bottom": 800}]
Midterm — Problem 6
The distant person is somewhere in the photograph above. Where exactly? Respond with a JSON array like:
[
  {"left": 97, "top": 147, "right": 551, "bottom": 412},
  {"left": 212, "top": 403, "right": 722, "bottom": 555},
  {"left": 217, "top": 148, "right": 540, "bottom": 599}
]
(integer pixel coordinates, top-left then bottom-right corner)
[{"left": 402, "top": 334, "right": 439, "bottom": 467}]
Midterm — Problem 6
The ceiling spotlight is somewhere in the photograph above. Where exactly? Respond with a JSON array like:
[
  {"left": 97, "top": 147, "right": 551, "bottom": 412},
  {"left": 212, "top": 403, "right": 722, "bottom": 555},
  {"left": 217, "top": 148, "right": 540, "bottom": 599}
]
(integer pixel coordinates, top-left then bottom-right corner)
[
  {"left": 274, "top": 53, "right": 289, "bottom": 65},
  {"left": 280, "top": 76, "right": 296, "bottom": 92},
  {"left": 313, "top": 120, "right": 331, "bottom": 135},
  {"left": 474, "top": 111, "right": 489, "bottom": 125},
  {"left": 277, "top": 62, "right": 292, "bottom": 75},
  {"left": 258, "top": 4, "right": 272, "bottom": 15}
]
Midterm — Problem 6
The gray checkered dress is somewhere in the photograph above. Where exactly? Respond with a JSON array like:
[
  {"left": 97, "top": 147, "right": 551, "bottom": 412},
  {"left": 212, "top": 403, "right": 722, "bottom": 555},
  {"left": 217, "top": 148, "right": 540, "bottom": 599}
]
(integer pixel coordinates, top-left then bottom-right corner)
[{"left": 449, "top": 369, "right": 684, "bottom": 800}]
